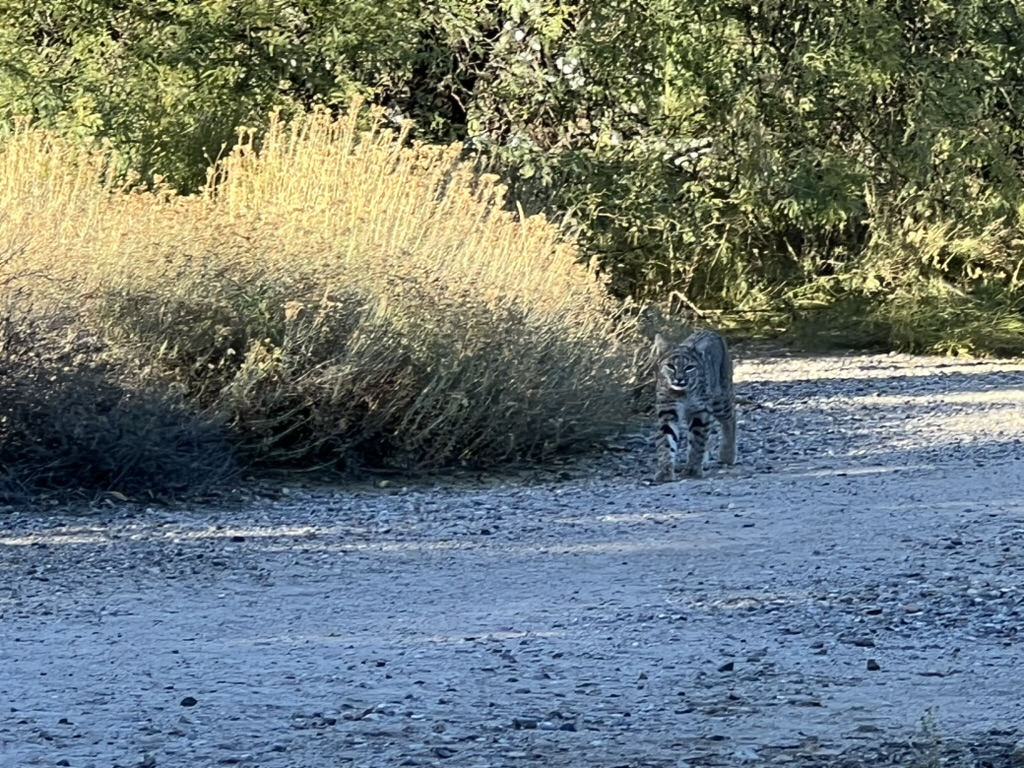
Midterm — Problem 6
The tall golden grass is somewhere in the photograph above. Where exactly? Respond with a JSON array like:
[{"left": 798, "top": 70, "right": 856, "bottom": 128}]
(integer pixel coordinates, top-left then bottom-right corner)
[{"left": 0, "top": 101, "right": 633, "bottom": 480}]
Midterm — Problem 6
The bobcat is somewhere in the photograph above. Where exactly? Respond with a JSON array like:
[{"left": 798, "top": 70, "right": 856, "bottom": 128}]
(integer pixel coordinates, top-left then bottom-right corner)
[{"left": 653, "top": 330, "right": 736, "bottom": 481}]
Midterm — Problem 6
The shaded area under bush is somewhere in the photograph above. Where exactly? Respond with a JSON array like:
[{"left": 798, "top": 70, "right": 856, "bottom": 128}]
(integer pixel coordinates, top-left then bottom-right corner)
[{"left": 0, "top": 309, "right": 235, "bottom": 501}]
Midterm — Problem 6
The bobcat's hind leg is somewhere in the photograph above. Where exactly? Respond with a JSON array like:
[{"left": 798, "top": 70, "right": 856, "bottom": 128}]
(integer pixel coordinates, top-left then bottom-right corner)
[{"left": 719, "top": 414, "right": 737, "bottom": 466}]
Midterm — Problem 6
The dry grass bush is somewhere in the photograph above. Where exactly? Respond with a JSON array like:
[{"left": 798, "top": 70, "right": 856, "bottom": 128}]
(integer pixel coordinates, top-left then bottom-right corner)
[
  {"left": 1, "top": 101, "right": 633, "bottom": 477},
  {"left": 0, "top": 124, "right": 234, "bottom": 498}
]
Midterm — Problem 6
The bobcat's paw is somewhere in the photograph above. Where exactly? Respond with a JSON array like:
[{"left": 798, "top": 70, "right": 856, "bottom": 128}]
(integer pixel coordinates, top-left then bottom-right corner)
[{"left": 653, "top": 467, "right": 676, "bottom": 483}]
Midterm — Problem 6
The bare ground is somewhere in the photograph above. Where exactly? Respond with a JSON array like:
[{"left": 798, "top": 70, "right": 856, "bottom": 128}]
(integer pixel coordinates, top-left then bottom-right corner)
[{"left": 2, "top": 349, "right": 1024, "bottom": 768}]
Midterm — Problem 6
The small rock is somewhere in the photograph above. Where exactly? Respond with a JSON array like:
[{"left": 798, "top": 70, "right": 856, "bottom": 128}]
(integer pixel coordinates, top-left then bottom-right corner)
[
  {"left": 787, "top": 697, "right": 822, "bottom": 707},
  {"left": 717, "top": 661, "right": 735, "bottom": 672},
  {"left": 512, "top": 717, "right": 538, "bottom": 729},
  {"left": 866, "top": 659, "right": 881, "bottom": 671},
  {"left": 343, "top": 707, "right": 375, "bottom": 721},
  {"left": 180, "top": 696, "right": 198, "bottom": 707}
]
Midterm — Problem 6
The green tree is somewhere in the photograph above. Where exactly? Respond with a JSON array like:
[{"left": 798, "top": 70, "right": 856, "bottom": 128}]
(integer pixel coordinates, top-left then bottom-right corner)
[
  {"left": 5, "top": 0, "right": 1024, "bottom": 350},
  {"left": 0, "top": 0, "right": 421, "bottom": 190}
]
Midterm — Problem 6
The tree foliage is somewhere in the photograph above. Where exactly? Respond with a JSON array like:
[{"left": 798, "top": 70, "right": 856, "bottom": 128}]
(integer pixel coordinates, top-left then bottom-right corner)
[
  {"left": 4, "top": 0, "right": 1024, "bottom": 352},
  {"left": 0, "top": 0, "right": 421, "bottom": 188}
]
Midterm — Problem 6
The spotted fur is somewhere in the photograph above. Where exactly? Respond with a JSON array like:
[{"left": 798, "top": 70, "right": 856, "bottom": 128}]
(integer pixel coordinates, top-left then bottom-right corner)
[{"left": 653, "top": 330, "right": 736, "bottom": 481}]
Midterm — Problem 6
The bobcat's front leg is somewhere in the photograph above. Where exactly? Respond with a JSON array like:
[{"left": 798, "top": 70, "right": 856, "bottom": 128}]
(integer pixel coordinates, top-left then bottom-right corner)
[
  {"left": 684, "top": 411, "right": 711, "bottom": 478},
  {"left": 654, "top": 402, "right": 681, "bottom": 482}
]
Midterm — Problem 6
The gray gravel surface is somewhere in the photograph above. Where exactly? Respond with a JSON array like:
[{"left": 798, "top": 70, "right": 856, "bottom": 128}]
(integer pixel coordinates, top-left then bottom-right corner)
[{"left": 2, "top": 348, "right": 1024, "bottom": 768}]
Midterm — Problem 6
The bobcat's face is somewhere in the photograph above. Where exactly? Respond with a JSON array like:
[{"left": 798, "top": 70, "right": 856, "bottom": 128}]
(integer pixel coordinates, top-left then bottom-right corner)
[
  {"left": 660, "top": 349, "right": 702, "bottom": 396},
  {"left": 654, "top": 333, "right": 700, "bottom": 397}
]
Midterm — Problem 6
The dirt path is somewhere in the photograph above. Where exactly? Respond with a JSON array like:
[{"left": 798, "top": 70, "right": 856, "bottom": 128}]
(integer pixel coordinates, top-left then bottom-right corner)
[{"left": 2, "top": 350, "right": 1024, "bottom": 768}]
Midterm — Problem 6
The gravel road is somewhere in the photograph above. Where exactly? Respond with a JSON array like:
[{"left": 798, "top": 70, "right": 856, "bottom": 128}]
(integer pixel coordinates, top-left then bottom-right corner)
[{"left": 2, "top": 348, "right": 1024, "bottom": 768}]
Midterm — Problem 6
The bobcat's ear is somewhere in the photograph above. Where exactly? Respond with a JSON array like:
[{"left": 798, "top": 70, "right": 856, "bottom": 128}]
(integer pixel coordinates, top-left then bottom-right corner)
[{"left": 653, "top": 333, "right": 671, "bottom": 357}]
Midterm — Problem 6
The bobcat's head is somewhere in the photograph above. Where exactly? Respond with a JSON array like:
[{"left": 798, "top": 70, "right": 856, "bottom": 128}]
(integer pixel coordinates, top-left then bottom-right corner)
[{"left": 653, "top": 333, "right": 703, "bottom": 397}]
